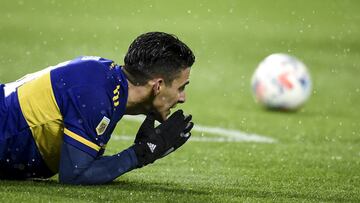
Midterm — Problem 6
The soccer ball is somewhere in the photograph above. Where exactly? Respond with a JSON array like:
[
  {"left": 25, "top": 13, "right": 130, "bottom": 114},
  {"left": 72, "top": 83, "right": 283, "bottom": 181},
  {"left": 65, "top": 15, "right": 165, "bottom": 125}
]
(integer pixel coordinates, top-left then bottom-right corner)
[{"left": 251, "top": 53, "right": 312, "bottom": 110}]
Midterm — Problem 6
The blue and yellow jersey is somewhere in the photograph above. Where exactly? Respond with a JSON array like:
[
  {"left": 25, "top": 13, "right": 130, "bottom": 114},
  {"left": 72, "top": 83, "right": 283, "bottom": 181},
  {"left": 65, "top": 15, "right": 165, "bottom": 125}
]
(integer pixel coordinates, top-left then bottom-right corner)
[{"left": 0, "top": 56, "right": 128, "bottom": 178}]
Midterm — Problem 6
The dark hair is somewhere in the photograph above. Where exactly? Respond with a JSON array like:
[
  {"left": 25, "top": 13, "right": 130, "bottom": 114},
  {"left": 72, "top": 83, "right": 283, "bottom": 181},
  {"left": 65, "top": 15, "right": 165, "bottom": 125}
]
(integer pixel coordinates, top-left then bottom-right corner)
[{"left": 123, "top": 32, "right": 195, "bottom": 86}]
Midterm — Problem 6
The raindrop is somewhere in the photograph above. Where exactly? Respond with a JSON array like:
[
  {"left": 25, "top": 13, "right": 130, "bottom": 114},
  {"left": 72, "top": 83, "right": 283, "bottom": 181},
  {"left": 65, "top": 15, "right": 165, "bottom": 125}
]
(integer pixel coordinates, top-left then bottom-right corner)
[
  {"left": 18, "top": 164, "right": 25, "bottom": 170},
  {"left": 155, "top": 129, "right": 161, "bottom": 134}
]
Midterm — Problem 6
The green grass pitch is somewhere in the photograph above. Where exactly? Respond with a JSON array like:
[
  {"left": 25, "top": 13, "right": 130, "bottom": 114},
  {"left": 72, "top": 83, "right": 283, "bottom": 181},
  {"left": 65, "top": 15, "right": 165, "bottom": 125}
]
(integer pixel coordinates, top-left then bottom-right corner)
[{"left": 0, "top": 0, "right": 359, "bottom": 202}]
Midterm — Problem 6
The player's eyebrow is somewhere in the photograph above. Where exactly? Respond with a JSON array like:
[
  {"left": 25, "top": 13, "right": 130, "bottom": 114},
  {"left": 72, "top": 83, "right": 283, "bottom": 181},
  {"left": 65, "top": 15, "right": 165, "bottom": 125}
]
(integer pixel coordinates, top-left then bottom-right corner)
[
  {"left": 181, "top": 80, "right": 190, "bottom": 87},
  {"left": 179, "top": 80, "right": 190, "bottom": 90},
  {"left": 183, "top": 81, "right": 190, "bottom": 86}
]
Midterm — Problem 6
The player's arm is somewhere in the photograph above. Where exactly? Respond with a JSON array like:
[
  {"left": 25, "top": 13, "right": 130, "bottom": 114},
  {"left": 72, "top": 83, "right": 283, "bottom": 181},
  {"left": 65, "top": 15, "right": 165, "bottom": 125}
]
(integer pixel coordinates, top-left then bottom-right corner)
[
  {"left": 58, "top": 110, "right": 193, "bottom": 185},
  {"left": 59, "top": 141, "right": 138, "bottom": 185}
]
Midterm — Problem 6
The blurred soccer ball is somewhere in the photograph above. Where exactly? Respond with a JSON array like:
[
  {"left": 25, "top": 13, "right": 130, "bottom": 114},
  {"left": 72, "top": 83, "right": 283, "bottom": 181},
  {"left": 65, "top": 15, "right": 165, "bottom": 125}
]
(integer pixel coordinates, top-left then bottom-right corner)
[{"left": 251, "top": 53, "right": 312, "bottom": 110}]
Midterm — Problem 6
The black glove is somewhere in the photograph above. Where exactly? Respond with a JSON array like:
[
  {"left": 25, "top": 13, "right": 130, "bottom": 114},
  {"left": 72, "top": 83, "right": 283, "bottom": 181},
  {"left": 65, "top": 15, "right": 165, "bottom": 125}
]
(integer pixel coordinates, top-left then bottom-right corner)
[{"left": 133, "top": 110, "right": 193, "bottom": 167}]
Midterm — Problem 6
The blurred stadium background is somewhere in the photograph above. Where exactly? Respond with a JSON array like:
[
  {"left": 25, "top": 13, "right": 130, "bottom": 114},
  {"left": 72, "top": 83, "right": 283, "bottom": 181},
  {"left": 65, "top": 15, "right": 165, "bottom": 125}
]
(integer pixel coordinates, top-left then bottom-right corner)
[{"left": 0, "top": 0, "right": 359, "bottom": 202}]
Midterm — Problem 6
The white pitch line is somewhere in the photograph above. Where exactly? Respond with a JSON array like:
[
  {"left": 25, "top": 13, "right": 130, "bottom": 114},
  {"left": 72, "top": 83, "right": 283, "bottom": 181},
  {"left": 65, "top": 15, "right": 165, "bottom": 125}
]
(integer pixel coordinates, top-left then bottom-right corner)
[
  {"left": 112, "top": 134, "right": 275, "bottom": 143},
  {"left": 120, "top": 115, "right": 277, "bottom": 143}
]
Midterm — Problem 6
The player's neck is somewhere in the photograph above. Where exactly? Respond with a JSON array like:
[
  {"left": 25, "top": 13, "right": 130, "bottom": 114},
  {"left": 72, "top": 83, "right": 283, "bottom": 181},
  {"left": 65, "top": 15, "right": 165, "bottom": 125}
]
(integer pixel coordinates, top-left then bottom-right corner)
[{"left": 125, "top": 79, "right": 153, "bottom": 115}]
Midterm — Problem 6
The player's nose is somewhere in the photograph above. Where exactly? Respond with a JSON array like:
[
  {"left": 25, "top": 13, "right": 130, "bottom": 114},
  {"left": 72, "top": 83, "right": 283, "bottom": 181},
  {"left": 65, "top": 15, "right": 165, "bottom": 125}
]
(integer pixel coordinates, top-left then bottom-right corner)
[{"left": 178, "top": 92, "right": 186, "bottom": 103}]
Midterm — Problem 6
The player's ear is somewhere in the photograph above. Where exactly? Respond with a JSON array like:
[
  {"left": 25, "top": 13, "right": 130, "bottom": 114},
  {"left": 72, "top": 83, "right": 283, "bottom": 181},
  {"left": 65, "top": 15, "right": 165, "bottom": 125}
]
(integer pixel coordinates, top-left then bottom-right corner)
[{"left": 151, "top": 78, "right": 164, "bottom": 96}]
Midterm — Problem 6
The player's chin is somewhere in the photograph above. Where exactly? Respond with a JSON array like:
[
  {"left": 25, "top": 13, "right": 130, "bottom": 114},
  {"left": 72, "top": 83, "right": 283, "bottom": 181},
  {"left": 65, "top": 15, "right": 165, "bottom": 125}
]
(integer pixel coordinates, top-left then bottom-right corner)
[
  {"left": 153, "top": 111, "right": 167, "bottom": 123},
  {"left": 160, "top": 110, "right": 171, "bottom": 123}
]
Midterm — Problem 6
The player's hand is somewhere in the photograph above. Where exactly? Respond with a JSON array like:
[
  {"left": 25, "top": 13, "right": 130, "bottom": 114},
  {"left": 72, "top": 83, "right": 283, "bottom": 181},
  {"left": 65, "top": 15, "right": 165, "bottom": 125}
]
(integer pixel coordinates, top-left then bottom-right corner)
[{"left": 133, "top": 110, "right": 193, "bottom": 167}]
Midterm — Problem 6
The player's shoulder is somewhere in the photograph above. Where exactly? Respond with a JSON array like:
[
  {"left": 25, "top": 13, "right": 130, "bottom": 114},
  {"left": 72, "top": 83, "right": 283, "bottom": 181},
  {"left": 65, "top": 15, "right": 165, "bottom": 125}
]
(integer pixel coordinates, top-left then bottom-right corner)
[
  {"left": 72, "top": 56, "right": 115, "bottom": 67},
  {"left": 51, "top": 56, "right": 115, "bottom": 74},
  {"left": 66, "top": 56, "right": 116, "bottom": 75},
  {"left": 50, "top": 56, "right": 119, "bottom": 86}
]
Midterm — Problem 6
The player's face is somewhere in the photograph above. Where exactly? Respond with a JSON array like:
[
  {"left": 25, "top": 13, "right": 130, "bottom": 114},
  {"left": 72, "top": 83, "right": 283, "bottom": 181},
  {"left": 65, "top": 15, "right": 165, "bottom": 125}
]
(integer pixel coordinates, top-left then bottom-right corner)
[{"left": 152, "top": 68, "right": 191, "bottom": 122}]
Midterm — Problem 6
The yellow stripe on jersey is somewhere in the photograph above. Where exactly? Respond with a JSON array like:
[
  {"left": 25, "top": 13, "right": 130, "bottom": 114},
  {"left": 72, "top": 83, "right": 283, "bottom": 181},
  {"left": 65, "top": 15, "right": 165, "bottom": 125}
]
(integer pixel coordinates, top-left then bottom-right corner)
[
  {"left": 64, "top": 128, "right": 101, "bottom": 151},
  {"left": 17, "top": 71, "right": 63, "bottom": 173},
  {"left": 113, "top": 85, "right": 120, "bottom": 107}
]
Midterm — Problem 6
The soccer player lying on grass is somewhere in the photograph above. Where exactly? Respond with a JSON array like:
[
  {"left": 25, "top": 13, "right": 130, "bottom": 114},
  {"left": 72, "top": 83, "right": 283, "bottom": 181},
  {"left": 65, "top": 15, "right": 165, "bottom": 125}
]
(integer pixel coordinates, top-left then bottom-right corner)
[{"left": 0, "top": 32, "right": 195, "bottom": 184}]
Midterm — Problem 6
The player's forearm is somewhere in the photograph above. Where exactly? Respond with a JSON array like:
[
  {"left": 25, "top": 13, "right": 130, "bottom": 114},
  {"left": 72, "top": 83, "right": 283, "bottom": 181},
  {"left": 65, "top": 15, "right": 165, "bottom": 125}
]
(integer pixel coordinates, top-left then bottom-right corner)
[
  {"left": 69, "top": 148, "right": 137, "bottom": 185},
  {"left": 59, "top": 142, "right": 138, "bottom": 185}
]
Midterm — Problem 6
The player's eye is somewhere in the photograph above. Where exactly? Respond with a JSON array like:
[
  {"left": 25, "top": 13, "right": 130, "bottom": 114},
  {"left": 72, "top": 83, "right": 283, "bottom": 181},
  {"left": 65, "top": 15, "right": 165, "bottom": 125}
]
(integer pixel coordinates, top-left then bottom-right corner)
[
  {"left": 179, "top": 81, "right": 189, "bottom": 92},
  {"left": 179, "top": 85, "right": 186, "bottom": 91}
]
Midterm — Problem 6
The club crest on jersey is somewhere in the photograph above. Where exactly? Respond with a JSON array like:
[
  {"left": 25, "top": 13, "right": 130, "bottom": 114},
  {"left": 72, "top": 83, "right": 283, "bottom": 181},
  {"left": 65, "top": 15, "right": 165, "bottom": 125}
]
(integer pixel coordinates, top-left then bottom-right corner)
[{"left": 96, "top": 116, "right": 110, "bottom": 136}]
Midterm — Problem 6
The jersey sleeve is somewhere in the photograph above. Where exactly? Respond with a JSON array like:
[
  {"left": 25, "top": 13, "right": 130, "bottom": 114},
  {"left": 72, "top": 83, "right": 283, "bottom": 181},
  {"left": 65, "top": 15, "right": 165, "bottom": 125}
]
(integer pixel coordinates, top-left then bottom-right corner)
[
  {"left": 62, "top": 85, "right": 114, "bottom": 157},
  {"left": 59, "top": 141, "right": 138, "bottom": 185}
]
